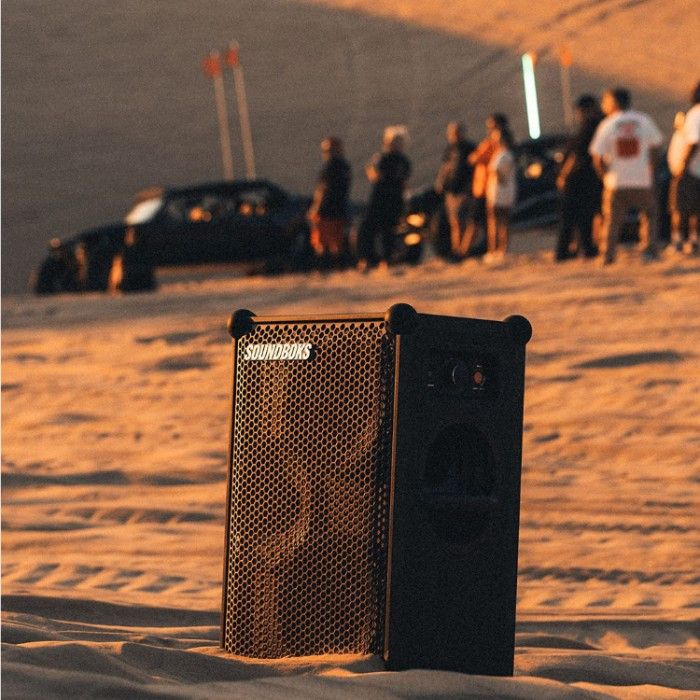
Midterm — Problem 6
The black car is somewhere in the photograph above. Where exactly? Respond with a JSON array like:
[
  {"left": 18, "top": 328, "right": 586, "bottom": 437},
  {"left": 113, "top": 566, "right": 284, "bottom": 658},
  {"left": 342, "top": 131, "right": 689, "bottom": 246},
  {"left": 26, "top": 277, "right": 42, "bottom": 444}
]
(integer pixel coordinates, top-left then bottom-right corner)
[
  {"left": 33, "top": 180, "right": 313, "bottom": 294},
  {"left": 346, "top": 206, "right": 425, "bottom": 266}
]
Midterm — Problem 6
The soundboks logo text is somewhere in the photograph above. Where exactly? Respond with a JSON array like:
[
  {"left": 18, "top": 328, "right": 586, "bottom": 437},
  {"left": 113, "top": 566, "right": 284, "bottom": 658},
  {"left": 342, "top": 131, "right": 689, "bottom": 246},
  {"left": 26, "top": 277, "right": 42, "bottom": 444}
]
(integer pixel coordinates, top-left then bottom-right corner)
[{"left": 243, "top": 343, "right": 314, "bottom": 361}]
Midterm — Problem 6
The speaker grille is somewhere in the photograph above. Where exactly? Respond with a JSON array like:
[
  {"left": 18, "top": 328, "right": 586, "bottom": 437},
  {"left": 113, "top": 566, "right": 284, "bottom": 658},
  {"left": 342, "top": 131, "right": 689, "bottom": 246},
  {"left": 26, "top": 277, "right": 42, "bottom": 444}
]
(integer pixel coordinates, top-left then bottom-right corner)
[{"left": 223, "top": 320, "right": 396, "bottom": 657}]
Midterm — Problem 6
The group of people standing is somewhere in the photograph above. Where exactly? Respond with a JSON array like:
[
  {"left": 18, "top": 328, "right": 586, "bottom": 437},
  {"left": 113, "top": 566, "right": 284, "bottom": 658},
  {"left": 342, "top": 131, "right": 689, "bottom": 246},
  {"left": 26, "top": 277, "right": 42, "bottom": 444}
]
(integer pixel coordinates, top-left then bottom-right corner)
[
  {"left": 306, "top": 80, "right": 699, "bottom": 271},
  {"left": 307, "top": 126, "right": 412, "bottom": 272},
  {"left": 307, "top": 115, "right": 519, "bottom": 270},
  {"left": 556, "top": 82, "right": 699, "bottom": 265},
  {"left": 435, "top": 114, "right": 517, "bottom": 263}
]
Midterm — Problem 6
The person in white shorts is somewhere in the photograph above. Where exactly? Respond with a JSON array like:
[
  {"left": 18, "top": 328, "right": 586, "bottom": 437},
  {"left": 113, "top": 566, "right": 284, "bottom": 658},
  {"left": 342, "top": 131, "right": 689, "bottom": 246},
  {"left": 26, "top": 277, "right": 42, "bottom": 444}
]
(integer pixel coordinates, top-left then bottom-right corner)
[
  {"left": 589, "top": 87, "right": 663, "bottom": 264},
  {"left": 484, "top": 124, "right": 517, "bottom": 262},
  {"left": 667, "top": 112, "right": 690, "bottom": 252}
]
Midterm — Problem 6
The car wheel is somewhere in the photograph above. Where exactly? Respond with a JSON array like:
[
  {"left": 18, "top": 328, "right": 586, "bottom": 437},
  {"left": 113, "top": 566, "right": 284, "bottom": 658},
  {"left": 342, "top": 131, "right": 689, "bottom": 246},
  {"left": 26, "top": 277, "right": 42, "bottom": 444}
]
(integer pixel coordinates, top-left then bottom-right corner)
[
  {"left": 83, "top": 246, "right": 114, "bottom": 291},
  {"left": 404, "top": 241, "right": 423, "bottom": 265},
  {"left": 430, "top": 209, "right": 453, "bottom": 259},
  {"left": 109, "top": 248, "right": 157, "bottom": 293},
  {"left": 285, "top": 221, "right": 315, "bottom": 272},
  {"left": 32, "top": 256, "right": 76, "bottom": 295}
]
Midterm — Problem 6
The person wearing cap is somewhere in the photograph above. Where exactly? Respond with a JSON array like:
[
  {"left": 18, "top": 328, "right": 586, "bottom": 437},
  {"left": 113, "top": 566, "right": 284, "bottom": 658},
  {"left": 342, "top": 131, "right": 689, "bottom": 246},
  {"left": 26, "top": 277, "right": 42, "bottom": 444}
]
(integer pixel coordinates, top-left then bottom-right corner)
[
  {"left": 434, "top": 121, "right": 476, "bottom": 258},
  {"left": 356, "top": 126, "right": 412, "bottom": 272},
  {"left": 307, "top": 137, "right": 352, "bottom": 267},
  {"left": 554, "top": 95, "right": 603, "bottom": 261}
]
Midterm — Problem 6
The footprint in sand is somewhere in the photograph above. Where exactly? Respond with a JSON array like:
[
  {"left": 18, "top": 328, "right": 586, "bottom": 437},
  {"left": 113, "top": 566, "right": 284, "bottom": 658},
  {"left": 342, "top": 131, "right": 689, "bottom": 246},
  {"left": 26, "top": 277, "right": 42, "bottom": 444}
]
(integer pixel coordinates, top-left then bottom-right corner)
[
  {"left": 549, "top": 374, "right": 581, "bottom": 383},
  {"left": 201, "top": 450, "right": 227, "bottom": 461},
  {"left": 140, "top": 474, "right": 196, "bottom": 486},
  {"left": 17, "top": 563, "right": 60, "bottom": 585},
  {"left": 50, "top": 412, "right": 99, "bottom": 425},
  {"left": 55, "top": 566, "right": 104, "bottom": 588},
  {"left": 136, "top": 331, "right": 205, "bottom": 346},
  {"left": 527, "top": 351, "right": 573, "bottom": 366},
  {"left": 572, "top": 350, "right": 684, "bottom": 370},
  {"left": 96, "top": 569, "right": 146, "bottom": 591},
  {"left": 642, "top": 378, "right": 682, "bottom": 389},
  {"left": 2, "top": 470, "right": 129, "bottom": 488},
  {"left": 205, "top": 332, "right": 231, "bottom": 346},
  {"left": 138, "top": 575, "right": 186, "bottom": 593},
  {"left": 533, "top": 432, "right": 560, "bottom": 443},
  {"left": 151, "top": 353, "right": 212, "bottom": 372},
  {"left": 11, "top": 353, "right": 47, "bottom": 363}
]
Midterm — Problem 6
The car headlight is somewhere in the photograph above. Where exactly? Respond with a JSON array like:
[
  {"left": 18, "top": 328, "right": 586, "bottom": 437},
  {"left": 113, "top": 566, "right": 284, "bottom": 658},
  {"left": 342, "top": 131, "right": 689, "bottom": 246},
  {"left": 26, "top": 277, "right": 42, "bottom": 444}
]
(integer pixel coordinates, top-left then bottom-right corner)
[
  {"left": 525, "top": 162, "right": 543, "bottom": 179},
  {"left": 404, "top": 232, "right": 422, "bottom": 246},
  {"left": 406, "top": 213, "right": 426, "bottom": 228}
]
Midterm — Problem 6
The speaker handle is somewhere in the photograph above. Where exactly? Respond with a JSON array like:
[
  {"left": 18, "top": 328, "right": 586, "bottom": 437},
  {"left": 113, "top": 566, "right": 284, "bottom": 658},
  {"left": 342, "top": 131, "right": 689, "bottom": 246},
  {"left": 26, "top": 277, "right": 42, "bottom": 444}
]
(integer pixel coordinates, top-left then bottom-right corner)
[
  {"left": 422, "top": 493, "right": 498, "bottom": 513},
  {"left": 385, "top": 304, "right": 418, "bottom": 334},
  {"left": 228, "top": 309, "right": 255, "bottom": 339},
  {"left": 504, "top": 315, "right": 532, "bottom": 345}
]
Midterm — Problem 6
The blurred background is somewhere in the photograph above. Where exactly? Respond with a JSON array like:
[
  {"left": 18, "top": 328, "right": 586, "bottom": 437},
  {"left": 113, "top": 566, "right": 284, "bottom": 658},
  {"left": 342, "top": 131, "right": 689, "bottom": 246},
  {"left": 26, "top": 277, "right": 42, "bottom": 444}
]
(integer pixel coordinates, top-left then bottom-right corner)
[{"left": 2, "top": 0, "right": 697, "bottom": 294}]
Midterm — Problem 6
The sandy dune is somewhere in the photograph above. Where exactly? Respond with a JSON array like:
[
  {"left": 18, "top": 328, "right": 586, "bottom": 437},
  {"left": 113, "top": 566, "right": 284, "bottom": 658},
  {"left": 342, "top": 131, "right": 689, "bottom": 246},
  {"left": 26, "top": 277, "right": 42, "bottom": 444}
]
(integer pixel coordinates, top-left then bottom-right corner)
[
  {"left": 303, "top": 0, "right": 700, "bottom": 104},
  {"left": 3, "top": 239, "right": 699, "bottom": 697},
  {"left": 3, "top": 2, "right": 699, "bottom": 695}
]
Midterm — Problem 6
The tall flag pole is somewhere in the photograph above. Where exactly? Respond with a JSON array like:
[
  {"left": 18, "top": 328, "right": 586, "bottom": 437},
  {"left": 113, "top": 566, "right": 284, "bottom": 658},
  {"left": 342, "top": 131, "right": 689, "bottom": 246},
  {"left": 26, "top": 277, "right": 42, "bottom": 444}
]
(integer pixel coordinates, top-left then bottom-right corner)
[
  {"left": 202, "top": 51, "right": 234, "bottom": 181},
  {"left": 226, "top": 42, "right": 256, "bottom": 180},
  {"left": 558, "top": 46, "right": 574, "bottom": 130},
  {"left": 521, "top": 51, "right": 541, "bottom": 140}
]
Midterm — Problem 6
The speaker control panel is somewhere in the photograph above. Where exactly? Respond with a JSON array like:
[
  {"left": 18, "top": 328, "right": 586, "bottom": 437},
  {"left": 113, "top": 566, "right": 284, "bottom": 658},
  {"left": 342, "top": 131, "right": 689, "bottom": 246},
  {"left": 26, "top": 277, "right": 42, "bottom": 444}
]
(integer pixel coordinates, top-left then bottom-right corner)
[{"left": 424, "top": 351, "right": 497, "bottom": 396}]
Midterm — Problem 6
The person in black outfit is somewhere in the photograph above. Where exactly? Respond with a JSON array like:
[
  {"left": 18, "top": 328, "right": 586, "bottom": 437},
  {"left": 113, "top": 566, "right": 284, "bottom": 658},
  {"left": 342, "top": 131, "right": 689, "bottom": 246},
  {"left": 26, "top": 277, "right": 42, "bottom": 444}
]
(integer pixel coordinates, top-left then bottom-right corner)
[
  {"left": 435, "top": 121, "right": 476, "bottom": 258},
  {"left": 555, "top": 95, "right": 604, "bottom": 261},
  {"left": 308, "top": 137, "right": 352, "bottom": 266},
  {"left": 357, "top": 126, "right": 411, "bottom": 271}
]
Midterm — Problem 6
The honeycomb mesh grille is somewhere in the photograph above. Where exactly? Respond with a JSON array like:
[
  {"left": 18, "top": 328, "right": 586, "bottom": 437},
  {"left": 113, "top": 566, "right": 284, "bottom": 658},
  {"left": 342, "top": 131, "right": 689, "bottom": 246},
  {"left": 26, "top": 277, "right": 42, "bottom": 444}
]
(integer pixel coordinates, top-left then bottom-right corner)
[{"left": 223, "top": 320, "right": 396, "bottom": 658}]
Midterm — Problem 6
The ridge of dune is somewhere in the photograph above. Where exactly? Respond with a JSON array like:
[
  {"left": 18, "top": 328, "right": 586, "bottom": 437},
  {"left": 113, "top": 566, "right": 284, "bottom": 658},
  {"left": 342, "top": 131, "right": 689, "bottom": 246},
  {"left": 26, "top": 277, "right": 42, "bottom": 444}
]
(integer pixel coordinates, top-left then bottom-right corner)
[{"left": 301, "top": 0, "right": 699, "bottom": 100}]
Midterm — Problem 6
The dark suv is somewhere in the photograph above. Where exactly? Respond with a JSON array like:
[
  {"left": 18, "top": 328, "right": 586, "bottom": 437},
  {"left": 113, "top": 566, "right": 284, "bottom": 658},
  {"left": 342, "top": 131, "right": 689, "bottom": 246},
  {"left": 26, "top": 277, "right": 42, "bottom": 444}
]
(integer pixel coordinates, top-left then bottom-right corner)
[{"left": 33, "top": 180, "right": 312, "bottom": 294}]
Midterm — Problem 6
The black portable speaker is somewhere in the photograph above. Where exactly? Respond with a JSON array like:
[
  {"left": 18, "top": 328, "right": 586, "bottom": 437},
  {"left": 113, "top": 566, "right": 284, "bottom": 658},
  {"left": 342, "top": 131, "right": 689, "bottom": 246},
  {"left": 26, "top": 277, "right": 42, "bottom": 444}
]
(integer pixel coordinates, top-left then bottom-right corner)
[{"left": 221, "top": 304, "right": 531, "bottom": 674}]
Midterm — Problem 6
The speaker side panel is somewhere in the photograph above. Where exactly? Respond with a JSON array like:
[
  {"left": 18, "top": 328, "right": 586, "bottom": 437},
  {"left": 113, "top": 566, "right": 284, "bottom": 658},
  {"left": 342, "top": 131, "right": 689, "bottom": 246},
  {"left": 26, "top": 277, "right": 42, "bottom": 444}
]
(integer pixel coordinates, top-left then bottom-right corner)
[{"left": 385, "top": 314, "right": 528, "bottom": 675}]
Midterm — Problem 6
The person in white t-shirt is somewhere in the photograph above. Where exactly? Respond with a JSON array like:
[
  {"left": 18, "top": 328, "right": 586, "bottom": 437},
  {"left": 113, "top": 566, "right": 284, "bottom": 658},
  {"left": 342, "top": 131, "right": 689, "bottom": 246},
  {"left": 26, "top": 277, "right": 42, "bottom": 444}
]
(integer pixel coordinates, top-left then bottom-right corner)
[
  {"left": 484, "top": 124, "right": 517, "bottom": 262},
  {"left": 679, "top": 82, "right": 700, "bottom": 180},
  {"left": 589, "top": 88, "right": 663, "bottom": 264},
  {"left": 669, "top": 82, "right": 700, "bottom": 253}
]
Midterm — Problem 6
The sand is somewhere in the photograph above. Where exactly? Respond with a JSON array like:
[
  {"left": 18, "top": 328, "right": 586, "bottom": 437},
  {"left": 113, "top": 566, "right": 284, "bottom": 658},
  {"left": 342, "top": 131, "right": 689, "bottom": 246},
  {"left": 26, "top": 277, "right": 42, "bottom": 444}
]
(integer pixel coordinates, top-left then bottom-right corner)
[
  {"left": 3, "top": 238, "right": 700, "bottom": 697},
  {"left": 2, "top": 0, "right": 698, "bottom": 294},
  {"left": 3, "top": 1, "right": 699, "bottom": 694}
]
